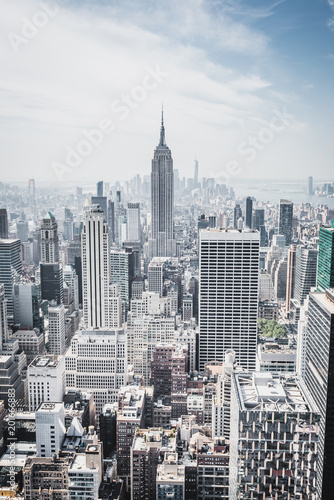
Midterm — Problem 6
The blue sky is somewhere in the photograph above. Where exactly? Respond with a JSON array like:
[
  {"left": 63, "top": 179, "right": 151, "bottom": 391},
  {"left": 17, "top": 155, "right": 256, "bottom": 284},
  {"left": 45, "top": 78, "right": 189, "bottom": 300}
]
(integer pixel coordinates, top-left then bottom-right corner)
[{"left": 1, "top": 0, "right": 334, "bottom": 183}]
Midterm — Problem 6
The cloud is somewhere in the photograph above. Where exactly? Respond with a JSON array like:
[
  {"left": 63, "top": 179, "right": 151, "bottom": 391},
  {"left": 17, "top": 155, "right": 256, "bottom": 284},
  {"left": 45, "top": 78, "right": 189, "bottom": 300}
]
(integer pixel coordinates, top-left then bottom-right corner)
[
  {"left": 327, "top": 0, "right": 334, "bottom": 30},
  {"left": 0, "top": 0, "right": 312, "bottom": 182}
]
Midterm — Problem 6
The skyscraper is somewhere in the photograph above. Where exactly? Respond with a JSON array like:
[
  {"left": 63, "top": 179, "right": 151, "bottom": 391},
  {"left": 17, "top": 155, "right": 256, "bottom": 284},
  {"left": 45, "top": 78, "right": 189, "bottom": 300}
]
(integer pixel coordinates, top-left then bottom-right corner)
[
  {"left": 28, "top": 178, "right": 35, "bottom": 203},
  {"left": 193, "top": 158, "right": 199, "bottom": 188},
  {"left": 63, "top": 264, "right": 79, "bottom": 311},
  {"left": 285, "top": 244, "right": 296, "bottom": 314},
  {"left": 150, "top": 110, "right": 175, "bottom": 257},
  {"left": 317, "top": 223, "right": 334, "bottom": 292},
  {"left": 110, "top": 249, "right": 135, "bottom": 320},
  {"left": 39, "top": 212, "right": 63, "bottom": 304},
  {"left": 17, "top": 220, "right": 29, "bottom": 242},
  {"left": 108, "top": 199, "right": 115, "bottom": 243},
  {"left": 253, "top": 208, "right": 264, "bottom": 231},
  {"left": 304, "top": 289, "right": 334, "bottom": 498},
  {"left": 233, "top": 204, "right": 242, "bottom": 229},
  {"left": 82, "top": 204, "right": 110, "bottom": 328},
  {"left": 127, "top": 202, "right": 141, "bottom": 241},
  {"left": 91, "top": 196, "right": 107, "bottom": 219},
  {"left": 0, "top": 284, "right": 8, "bottom": 351},
  {"left": 0, "top": 238, "right": 22, "bottom": 321},
  {"left": 307, "top": 176, "right": 313, "bottom": 195},
  {"left": 48, "top": 303, "right": 66, "bottom": 356},
  {"left": 294, "top": 245, "right": 318, "bottom": 305},
  {"left": 97, "top": 180, "right": 103, "bottom": 197},
  {"left": 245, "top": 197, "right": 253, "bottom": 229},
  {"left": 13, "top": 282, "right": 43, "bottom": 330},
  {"left": 230, "top": 372, "right": 319, "bottom": 499},
  {"left": 40, "top": 263, "right": 63, "bottom": 305},
  {"left": 40, "top": 212, "right": 59, "bottom": 264},
  {"left": 278, "top": 199, "right": 293, "bottom": 245},
  {"left": 0, "top": 209, "right": 8, "bottom": 239},
  {"left": 199, "top": 229, "right": 259, "bottom": 371}
]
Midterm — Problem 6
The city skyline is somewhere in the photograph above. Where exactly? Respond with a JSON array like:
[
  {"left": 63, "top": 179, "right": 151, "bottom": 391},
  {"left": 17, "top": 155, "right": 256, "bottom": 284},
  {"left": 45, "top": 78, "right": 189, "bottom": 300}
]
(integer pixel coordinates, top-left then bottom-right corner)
[{"left": 1, "top": 1, "right": 334, "bottom": 497}]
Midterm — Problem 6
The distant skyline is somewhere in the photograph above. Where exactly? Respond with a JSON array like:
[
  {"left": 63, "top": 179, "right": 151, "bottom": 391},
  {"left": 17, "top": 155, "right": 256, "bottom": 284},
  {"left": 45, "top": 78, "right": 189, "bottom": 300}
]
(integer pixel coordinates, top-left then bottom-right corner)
[{"left": 1, "top": 0, "right": 334, "bottom": 182}]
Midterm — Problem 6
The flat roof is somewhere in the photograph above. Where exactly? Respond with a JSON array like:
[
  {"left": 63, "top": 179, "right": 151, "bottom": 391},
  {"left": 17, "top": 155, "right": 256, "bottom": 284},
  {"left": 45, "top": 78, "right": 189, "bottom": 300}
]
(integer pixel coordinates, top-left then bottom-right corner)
[
  {"left": 30, "top": 355, "right": 62, "bottom": 368},
  {"left": 234, "top": 372, "right": 319, "bottom": 413},
  {"left": 200, "top": 228, "right": 260, "bottom": 241},
  {"left": 311, "top": 290, "right": 334, "bottom": 315}
]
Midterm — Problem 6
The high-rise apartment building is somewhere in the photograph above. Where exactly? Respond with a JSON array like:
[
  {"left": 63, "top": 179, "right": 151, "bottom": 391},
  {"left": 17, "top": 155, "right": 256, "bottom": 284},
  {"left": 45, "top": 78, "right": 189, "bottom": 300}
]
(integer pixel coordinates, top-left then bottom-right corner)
[
  {"left": 40, "top": 211, "right": 59, "bottom": 264},
  {"left": 82, "top": 204, "right": 110, "bottom": 328},
  {"left": 0, "top": 238, "right": 22, "bottom": 321},
  {"left": 199, "top": 229, "right": 259, "bottom": 371},
  {"left": 304, "top": 289, "right": 334, "bottom": 498},
  {"left": 317, "top": 223, "right": 334, "bottom": 292},
  {"left": 278, "top": 199, "right": 293, "bottom": 245},
  {"left": 150, "top": 110, "right": 175, "bottom": 257}
]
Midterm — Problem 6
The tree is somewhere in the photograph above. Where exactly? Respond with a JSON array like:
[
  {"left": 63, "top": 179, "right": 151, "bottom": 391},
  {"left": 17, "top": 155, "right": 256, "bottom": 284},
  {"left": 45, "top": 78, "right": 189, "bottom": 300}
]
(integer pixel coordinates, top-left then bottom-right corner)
[{"left": 258, "top": 318, "right": 287, "bottom": 338}]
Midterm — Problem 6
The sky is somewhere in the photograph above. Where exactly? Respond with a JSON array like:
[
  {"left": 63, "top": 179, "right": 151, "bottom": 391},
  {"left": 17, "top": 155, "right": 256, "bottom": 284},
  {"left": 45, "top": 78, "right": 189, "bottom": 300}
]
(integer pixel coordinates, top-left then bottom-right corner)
[{"left": 1, "top": 0, "right": 334, "bottom": 184}]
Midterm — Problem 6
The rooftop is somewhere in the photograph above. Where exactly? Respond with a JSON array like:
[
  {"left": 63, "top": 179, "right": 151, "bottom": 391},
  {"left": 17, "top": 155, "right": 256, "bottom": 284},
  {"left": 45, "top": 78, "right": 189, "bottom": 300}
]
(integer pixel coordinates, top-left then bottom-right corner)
[
  {"left": 37, "top": 402, "right": 64, "bottom": 413},
  {"left": 311, "top": 289, "right": 334, "bottom": 314},
  {"left": 234, "top": 372, "right": 319, "bottom": 413},
  {"left": 30, "top": 355, "right": 62, "bottom": 369}
]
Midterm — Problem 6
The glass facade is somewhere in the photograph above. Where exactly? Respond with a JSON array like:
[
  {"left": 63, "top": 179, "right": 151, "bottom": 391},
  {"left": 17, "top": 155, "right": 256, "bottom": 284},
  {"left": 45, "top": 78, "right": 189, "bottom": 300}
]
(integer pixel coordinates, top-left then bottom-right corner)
[{"left": 317, "top": 225, "right": 334, "bottom": 292}]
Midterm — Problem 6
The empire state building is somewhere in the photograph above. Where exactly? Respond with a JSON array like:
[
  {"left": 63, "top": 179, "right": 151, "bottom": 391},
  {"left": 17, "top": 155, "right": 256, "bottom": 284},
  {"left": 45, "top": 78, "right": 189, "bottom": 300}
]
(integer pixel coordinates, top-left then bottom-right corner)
[{"left": 150, "top": 110, "right": 175, "bottom": 257}]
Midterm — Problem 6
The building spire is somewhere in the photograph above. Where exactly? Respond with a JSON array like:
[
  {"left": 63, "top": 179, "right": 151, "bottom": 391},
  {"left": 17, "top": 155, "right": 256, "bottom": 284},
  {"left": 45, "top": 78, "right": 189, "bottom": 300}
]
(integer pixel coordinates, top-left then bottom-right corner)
[{"left": 159, "top": 104, "right": 166, "bottom": 147}]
